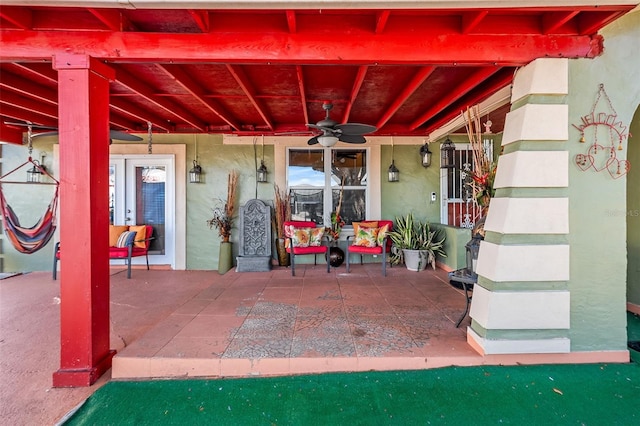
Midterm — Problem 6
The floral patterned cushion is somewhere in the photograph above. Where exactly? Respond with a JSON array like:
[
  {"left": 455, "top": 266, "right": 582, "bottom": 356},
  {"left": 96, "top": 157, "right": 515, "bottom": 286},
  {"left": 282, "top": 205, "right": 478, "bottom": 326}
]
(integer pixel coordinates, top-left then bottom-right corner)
[
  {"left": 376, "top": 223, "right": 389, "bottom": 247},
  {"left": 309, "top": 227, "right": 325, "bottom": 246},
  {"left": 291, "top": 227, "right": 312, "bottom": 248},
  {"left": 353, "top": 226, "right": 378, "bottom": 247},
  {"left": 352, "top": 221, "right": 378, "bottom": 235}
]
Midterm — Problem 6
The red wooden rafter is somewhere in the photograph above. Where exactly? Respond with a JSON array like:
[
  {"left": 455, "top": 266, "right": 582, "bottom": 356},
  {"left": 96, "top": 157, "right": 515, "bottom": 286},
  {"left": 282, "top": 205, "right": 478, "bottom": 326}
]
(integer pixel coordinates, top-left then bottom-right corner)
[{"left": 226, "top": 64, "right": 274, "bottom": 131}]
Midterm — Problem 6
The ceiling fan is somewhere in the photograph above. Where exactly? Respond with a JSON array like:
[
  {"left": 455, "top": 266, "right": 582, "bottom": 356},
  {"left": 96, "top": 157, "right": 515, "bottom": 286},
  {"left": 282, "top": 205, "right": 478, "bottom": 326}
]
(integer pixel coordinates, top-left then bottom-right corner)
[
  {"left": 4, "top": 121, "right": 143, "bottom": 143},
  {"left": 306, "top": 102, "right": 377, "bottom": 147}
]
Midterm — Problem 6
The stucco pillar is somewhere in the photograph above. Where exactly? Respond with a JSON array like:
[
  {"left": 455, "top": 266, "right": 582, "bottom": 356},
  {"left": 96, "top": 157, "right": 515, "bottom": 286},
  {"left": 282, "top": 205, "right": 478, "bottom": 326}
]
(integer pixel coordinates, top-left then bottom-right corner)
[
  {"left": 52, "top": 55, "right": 115, "bottom": 387},
  {"left": 467, "top": 58, "right": 572, "bottom": 355}
]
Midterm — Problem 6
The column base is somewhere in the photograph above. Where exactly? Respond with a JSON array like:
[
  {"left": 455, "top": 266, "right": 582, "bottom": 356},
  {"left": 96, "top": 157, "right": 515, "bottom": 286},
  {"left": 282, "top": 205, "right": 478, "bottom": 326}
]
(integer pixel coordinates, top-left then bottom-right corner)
[{"left": 52, "top": 349, "right": 116, "bottom": 387}]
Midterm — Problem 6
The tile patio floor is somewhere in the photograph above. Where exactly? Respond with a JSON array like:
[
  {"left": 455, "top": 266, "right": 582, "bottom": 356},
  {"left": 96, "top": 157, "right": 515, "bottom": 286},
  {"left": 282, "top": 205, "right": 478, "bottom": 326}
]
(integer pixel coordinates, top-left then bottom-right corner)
[{"left": 113, "top": 263, "right": 483, "bottom": 379}]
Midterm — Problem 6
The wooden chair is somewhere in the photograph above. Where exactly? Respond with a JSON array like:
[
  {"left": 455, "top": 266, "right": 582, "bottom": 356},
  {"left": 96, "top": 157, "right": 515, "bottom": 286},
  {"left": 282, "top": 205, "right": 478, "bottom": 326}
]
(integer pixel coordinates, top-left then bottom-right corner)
[
  {"left": 346, "top": 220, "right": 393, "bottom": 276},
  {"left": 53, "top": 225, "right": 154, "bottom": 279},
  {"left": 283, "top": 220, "right": 330, "bottom": 276}
]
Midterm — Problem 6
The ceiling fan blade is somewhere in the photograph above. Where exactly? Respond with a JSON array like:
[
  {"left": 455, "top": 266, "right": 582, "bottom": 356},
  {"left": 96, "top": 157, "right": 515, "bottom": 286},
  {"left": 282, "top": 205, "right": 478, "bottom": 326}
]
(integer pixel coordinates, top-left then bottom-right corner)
[
  {"left": 307, "top": 136, "right": 320, "bottom": 145},
  {"left": 338, "top": 134, "right": 367, "bottom": 144},
  {"left": 30, "top": 129, "right": 143, "bottom": 141},
  {"left": 110, "top": 130, "right": 143, "bottom": 141},
  {"left": 307, "top": 123, "right": 336, "bottom": 133},
  {"left": 4, "top": 121, "right": 58, "bottom": 130},
  {"left": 335, "top": 123, "right": 377, "bottom": 135}
]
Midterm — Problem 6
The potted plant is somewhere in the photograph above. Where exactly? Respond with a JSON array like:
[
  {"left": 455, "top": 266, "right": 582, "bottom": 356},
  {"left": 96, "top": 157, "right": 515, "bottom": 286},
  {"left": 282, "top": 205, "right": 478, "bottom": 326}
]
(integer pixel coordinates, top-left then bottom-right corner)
[
  {"left": 272, "top": 183, "right": 291, "bottom": 266},
  {"left": 388, "top": 212, "right": 446, "bottom": 271},
  {"left": 207, "top": 170, "right": 238, "bottom": 274}
]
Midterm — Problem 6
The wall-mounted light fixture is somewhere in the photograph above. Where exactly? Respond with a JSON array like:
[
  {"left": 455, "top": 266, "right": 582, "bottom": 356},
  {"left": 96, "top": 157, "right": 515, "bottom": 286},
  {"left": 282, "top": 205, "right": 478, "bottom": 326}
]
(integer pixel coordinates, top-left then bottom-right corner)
[
  {"left": 189, "top": 135, "right": 203, "bottom": 183},
  {"left": 440, "top": 137, "right": 456, "bottom": 169},
  {"left": 419, "top": 140, "right": 432, "bottom": 168},
  {"left": 26, "top": 153, "right": 47, "bottom": 183},
  {"left": 257, "top": 135, "right": 268, "bottom": 183},
  {"left": 388, "top": 136, "right": 400, "bottom": 182}
]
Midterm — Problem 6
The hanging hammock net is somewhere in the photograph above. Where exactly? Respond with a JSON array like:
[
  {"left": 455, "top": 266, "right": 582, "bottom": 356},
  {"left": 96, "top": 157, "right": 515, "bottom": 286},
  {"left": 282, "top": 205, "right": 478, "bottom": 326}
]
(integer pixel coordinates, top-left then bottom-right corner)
[{"left": 0, "top": 159, "right": 59, "bottom": 254}]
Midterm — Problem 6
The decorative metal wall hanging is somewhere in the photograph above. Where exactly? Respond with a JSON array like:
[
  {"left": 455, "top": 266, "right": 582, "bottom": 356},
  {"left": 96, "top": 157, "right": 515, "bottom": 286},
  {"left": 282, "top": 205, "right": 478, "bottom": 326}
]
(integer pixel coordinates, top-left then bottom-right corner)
[{"left": 572, "top": 84, "right": 630, "bottom": 179}]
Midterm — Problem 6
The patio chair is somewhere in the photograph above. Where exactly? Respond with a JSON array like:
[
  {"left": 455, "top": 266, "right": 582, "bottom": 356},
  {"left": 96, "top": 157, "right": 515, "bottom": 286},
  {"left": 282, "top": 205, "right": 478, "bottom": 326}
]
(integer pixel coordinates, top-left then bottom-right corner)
[
  {"left": 284, "top": 220, "right": 330, "bottom": 276},
  {"left": 346, "top": 220, "right": 393, "bottom": 276}
]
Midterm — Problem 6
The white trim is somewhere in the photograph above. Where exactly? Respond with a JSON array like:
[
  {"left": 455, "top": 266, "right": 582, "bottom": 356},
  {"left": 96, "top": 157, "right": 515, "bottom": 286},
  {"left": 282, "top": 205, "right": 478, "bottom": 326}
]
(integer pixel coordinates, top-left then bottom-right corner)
[
  {"left": 484, "top": 197, "right": 569, "bottom": 234},
  {"left": 477, "top": 241, "right": 570, "bottom": 282},
  {"left": 511, "top": 58, "right": 569, "bottom": 103},
  {"left": 470, "top": 285, "right": 570, "bottom": 329},
  {"left": 493, "top": 151, "right": 569, "bottom": 189},
  {"left": 467, "top": 328, "right": 571, "bottom": 354},
  {"left": 502, "top": 104, "right": 569, "bottom": 144}
]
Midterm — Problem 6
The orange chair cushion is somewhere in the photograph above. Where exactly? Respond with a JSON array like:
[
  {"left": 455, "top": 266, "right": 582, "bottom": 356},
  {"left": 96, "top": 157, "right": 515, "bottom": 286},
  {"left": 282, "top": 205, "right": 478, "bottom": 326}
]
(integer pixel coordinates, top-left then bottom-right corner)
[
  {"left": 109, "top": 225, "right": 129, "bottom": 247},
  {"left": 309, "top": 227, "right": 325, "bottom": 246},
  {"left": 129, "top": 225, "right": 147, "bottom": 248},
  {"left": 376, "top": 223, "right": 390, "bottom": 247},
  {"left": 353, "top": 226, "right": 378, "bottom": 247},
  {"left": 291, "top": 227, "right": 312, "bottom": 247},
  {"left": 353, "top": 221, "right": 378, "bottom": 235}
]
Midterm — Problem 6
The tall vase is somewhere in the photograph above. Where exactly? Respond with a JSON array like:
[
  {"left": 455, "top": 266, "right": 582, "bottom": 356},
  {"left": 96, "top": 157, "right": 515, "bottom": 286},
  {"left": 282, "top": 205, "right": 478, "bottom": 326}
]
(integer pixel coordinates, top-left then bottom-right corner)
[
  {"left": 218, "top": 241, "right": 233, "bottom": 274},
  {"left": 276, "top": 238, "right": 290, "bottom": 266}
]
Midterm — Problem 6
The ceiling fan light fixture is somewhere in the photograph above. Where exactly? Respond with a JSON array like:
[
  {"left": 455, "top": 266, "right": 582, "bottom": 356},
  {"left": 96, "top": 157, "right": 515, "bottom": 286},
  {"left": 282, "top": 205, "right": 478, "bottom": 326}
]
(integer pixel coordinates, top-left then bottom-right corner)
[{"left": 317, "top": 134, "right": 339, "bottom": 147}]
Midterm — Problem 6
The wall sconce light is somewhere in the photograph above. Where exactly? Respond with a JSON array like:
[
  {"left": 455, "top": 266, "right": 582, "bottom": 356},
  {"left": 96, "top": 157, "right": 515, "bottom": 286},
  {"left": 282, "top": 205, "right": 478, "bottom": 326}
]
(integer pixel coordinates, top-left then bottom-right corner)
[
  {"left": 419, "top": 140, "right": 432, "bottom": 168},
  {"left": 440, "top": 137, "right": 456, "bottom": 169},
  {"left": 26, "top": 153, "right": 46, "bottom": 183},
  {"left": 189, "top": 135, "right": 203, "bottom": 183},
  {"left": 388, "top": 137, "right": 400, "bottom": 182},
  {"left": 189, "top": 160, "right": 202, "bottom": 183},
  {"left": 257, "top": 136, "right": 268, "bottom": 183}
]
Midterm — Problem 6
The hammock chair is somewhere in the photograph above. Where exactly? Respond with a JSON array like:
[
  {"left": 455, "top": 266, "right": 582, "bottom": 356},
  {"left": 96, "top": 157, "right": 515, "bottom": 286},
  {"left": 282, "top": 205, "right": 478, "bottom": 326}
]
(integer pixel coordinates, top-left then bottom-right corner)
[{"left": 0, "top": 157, "right": 59, "bottom": 254}]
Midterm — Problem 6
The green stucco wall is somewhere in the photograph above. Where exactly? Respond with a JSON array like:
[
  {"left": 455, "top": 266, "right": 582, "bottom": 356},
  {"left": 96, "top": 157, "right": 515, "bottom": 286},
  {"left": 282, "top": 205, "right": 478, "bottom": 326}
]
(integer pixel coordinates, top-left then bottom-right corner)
[
  {"left": 568, "top": 10, "right": 640, "bottom": 351},
  {"left": 628, "top": 106, "right": 640, "bottom": 308}
]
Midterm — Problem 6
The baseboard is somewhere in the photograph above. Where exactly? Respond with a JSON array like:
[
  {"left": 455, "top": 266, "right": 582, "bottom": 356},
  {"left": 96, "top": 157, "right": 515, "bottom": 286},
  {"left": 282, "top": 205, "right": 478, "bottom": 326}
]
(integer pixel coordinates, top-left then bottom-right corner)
[{"left": 628, "top": 302, "right": 640, "bottom": 316}]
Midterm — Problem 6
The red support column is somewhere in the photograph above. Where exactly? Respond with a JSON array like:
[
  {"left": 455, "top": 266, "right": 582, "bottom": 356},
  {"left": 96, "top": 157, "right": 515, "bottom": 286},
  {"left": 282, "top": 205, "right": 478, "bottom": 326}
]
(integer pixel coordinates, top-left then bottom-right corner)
[{"left": 52, "top": 54, "right": 115, "bottom": 387}]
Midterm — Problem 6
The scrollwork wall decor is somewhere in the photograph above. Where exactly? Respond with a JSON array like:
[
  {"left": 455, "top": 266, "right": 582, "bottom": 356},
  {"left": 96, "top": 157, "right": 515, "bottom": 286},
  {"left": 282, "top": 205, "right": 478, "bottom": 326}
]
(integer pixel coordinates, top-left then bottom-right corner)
[{"left": 572, "top": 84, "right": 630, "bottom": 179}]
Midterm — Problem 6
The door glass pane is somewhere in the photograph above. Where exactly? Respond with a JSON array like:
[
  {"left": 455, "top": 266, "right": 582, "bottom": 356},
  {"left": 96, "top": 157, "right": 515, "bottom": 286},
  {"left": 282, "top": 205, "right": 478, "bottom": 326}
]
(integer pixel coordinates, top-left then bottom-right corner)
[
  {"left": 135, "top": 166, "right": 165, "bottom": 254},
  {"left": 109, "top": 165, "right": 116, "bottom": 225}
]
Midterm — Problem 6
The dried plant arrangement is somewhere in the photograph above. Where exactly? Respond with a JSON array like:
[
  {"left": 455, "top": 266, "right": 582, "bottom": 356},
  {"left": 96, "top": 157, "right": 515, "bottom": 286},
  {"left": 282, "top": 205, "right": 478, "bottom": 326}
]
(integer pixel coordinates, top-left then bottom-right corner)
[
  {"left": 273, "top": 183, "right": 291, "bottom": 240},
  {"left": 463, "top": 105, "right": 496, "bottom": 209},
  {"left": 207, "top": 170, "right": 239, "bottom": 242}
]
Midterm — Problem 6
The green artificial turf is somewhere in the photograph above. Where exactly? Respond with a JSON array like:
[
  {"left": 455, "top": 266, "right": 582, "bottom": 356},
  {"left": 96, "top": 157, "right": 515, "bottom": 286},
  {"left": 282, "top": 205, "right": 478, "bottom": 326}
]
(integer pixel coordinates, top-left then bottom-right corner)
[{"left": 64, "top": 363, "right": 640, "bottom": 425}]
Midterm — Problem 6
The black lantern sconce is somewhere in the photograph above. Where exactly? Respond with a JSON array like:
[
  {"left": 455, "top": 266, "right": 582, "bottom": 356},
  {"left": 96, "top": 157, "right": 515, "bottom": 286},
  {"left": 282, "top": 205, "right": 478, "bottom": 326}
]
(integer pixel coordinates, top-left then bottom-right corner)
[
  {"left": 440, "top": 137, "right": 456, "bottom": 169},
  {"left": 388, "top": 137, "right": 400, "bottom": 182},
  {"left": 189, "top": 135, "right": 203, "bottom": 183},
  {"left": 257, "top": 136, "right": 268, "bottom": 183},
  {"left": 189, "top": 160, "right": 202, "bottom": 183},
  {"left": 27, "top": 153, "right": 46, "bottom": 183},
  {"left": 419, "top": 140, "right": 432, "bottom": 168}
]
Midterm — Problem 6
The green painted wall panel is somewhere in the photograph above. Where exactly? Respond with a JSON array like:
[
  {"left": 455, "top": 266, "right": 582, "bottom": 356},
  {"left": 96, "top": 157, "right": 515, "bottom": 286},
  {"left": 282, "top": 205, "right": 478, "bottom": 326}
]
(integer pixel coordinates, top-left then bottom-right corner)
[
  {"left": 567, "top": 10, "right": 640, "bottom": 351},
  {"left": 628, "top": 106, "right": 640, "bottom": 306}
]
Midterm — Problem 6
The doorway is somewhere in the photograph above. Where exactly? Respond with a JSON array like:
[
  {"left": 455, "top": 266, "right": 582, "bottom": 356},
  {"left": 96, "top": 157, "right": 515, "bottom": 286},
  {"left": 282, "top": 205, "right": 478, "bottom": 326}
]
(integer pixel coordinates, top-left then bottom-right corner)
[{"left": 110, "top": 155, "right": 175, "bottom": 267}]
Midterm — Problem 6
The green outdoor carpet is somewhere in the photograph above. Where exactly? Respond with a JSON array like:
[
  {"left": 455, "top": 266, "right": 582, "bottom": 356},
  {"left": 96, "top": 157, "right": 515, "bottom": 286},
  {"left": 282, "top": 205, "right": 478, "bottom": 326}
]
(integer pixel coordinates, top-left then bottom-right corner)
[{"left": 63, "top": 362, "right": 640, "bottom": 425}]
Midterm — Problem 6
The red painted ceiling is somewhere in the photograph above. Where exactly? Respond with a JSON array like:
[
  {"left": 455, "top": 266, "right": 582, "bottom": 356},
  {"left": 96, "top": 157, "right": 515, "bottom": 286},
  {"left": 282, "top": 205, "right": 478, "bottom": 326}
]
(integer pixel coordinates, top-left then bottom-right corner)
[{"left": 0, "top": 5, "right": 634, "bottom": 143}]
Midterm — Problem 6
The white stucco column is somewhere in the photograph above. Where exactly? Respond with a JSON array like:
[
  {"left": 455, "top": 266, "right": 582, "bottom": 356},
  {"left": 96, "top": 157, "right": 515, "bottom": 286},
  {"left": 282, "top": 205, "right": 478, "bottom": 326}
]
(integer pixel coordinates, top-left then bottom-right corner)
[{"left": 467, "top": 58, "right": 572, "bottom": 355}]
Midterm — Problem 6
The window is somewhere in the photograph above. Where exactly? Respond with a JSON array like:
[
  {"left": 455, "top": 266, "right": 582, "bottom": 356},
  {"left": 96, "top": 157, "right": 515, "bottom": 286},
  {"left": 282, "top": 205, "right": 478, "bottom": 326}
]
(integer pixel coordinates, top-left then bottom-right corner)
[{"left": 288, "top": 148, "right": 368, "bottom": 227}]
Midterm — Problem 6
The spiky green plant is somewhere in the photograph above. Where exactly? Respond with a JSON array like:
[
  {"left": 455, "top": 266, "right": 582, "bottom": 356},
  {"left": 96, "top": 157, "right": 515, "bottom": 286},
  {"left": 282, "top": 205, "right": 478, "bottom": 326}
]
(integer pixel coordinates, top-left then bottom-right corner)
[{"left": 387, "top": 212, "right": 446, "bottom": 269}]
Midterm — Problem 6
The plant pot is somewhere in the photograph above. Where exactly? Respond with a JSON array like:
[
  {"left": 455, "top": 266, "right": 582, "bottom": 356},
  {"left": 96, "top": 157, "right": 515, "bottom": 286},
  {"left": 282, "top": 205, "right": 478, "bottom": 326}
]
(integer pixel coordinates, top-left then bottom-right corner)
[
  {"left": 276, "top": 238, "right": 290, "bottom": 266},
  {"left": 218, "top": 241, "right": 233, "bottom": 274},
  {"left": 402, "top": 249, "right": 429, "bottom": 272}
]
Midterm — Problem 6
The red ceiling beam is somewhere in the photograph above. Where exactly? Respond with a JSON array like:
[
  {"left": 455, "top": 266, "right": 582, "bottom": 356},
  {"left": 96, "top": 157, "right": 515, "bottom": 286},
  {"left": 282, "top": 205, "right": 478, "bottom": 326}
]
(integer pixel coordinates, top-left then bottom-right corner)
[
  {"left": 6, "top": 62, "right": 58, "bottom": 85},
  {"left": 375, "top": 10, "right": 391, "bottom": 34},
  {"left": 578, "top": 11, "right": 627, "bottom": 36},
  {"left": 461, "top": 11, "right": 488, "bottom": 34},
  {"left": 376, "top": 66, "right": 436, "bottom": 130},
  {"left": 110, "top": 98, "right": 173, "bottom": 132},
  {"left": 286, "top": 10, "right": 297, "bottom": 33},
  {"left": 87, "top": 8, "right": 122, "bottom": 31},
  {"left": 543, "top": 11, "right": 579, "bottom": 35},
  {"left": 0, "top": 104, "right": 58, "bottom": 128},
  {"left": 157, "top": 64, "right": 241, "bottom": 131},
  {"left": 188, "top": 10, "right": 209, "bottom": 33},
  {"left": 0, "top": 30, "right": 604, "bottom": 65},
  {"left": 0, "top": 71, "right": 57, "bottom": 105},
  {"left": 226, "top": 64, "right": 273, "bottom": 131},
  {"left": 295, "top": 65, "right": 309, "bottom": 126},
  {"left": 423, "top": 72, "right": 514, "bottom": 135},
  {"left": 342, "top": 66, "right": 368, "bottom": 124},
  {"left": 0, "top": 90, "right": 58, "bottom": 119},
  {"left": 0, "top": 123, "right": 24, "bottom": 144},
  {"left": 410, "top": 67, "right": 501, "bottom": 130},
  {"left": 0, "top": 6, "right": 32, "bottom": 30},
  {"left": 114, "top": 66, "right": 207, "bottom": 131}
]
